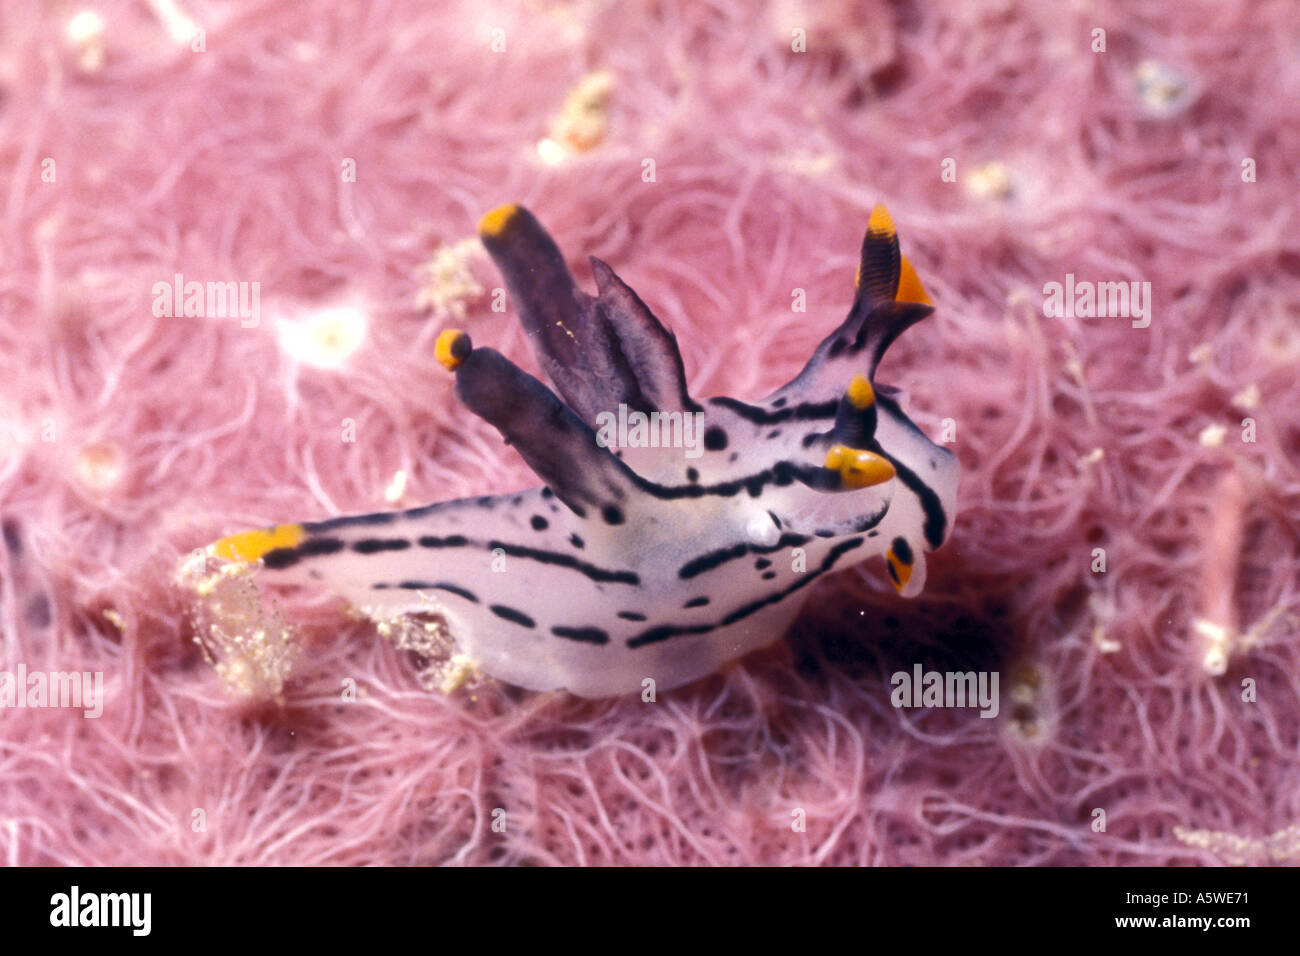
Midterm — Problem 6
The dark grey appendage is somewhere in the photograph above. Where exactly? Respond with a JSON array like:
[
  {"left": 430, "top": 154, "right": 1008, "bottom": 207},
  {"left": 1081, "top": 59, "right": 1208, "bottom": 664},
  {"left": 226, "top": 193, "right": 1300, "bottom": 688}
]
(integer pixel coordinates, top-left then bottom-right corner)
[
  {"left": 588, "top": 257, "right": 695, "bottom": 414},
  {"left": 478, "top": 204, "right": 693, "bottom": 423},
  {"left": 452, "top": 346, "right": 633, "bottom": 519}
]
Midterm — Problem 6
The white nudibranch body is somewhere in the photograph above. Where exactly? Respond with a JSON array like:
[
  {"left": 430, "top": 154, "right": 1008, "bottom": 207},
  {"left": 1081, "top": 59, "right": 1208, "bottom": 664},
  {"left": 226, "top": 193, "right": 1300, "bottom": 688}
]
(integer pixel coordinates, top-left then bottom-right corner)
[{"left": 204, "top": 204, "right": 959, "bottom": 698}]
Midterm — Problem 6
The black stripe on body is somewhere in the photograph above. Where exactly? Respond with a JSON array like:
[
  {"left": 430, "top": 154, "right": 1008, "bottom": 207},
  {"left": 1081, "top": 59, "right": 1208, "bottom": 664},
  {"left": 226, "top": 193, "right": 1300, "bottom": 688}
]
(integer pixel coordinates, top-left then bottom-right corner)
[
  {"left": 678, "top": 533, "right": 811, "bottom": 579},
  {"left": 265, "top": 531, "right": 640, "bottom": 587},
  {"left": 882, "top": 457, "right": 947, "bottom": 548},
  {"left": 354, "top": 538, "right": 411, "bottom": 554},
  {"left": 263, "top": 537, "right": 345, "bottom": 569},
  {"left": 708, "top": 396, "right": 838, "bottom": 426},
  {"left": 551, "top": 626, "right": 610, "bottom": 645},
  {"left": 486, "top": 540, "right": 640, "bottom": 585},
  {"left": 371, "top": 581, "right": 480, "bottom": 603},
  {"left": 490, "top": 604, "right": 536, "bottom": 628},
  {"left": 628, "top": 537, "right": 865, "bottom": 648}
]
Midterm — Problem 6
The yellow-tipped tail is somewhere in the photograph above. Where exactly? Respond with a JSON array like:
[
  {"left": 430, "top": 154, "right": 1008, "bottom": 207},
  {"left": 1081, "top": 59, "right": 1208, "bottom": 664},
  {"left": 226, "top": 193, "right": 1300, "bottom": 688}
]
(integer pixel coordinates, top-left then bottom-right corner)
[{"left": 210, "top": 524, "right": 304, "bottom": 563}]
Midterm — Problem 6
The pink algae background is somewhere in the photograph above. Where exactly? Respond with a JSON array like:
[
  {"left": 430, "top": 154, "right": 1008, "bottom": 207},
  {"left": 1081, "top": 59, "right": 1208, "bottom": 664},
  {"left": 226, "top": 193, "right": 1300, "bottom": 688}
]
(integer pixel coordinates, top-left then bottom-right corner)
[{"left": 1, "top": 0, "right": 1298, "bottom": 866}]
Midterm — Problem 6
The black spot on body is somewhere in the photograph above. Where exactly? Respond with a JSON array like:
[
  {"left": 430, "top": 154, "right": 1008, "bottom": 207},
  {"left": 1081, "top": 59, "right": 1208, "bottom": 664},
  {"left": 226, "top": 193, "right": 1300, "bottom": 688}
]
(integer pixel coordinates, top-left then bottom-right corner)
[
  {"left": 704, "top": 426, "right": 728, "bottom": 451},
  {"left": 686, "top": 468, "right": 699, "bottom": 483},
  {"left": 569, "top": 533, "right": 585, "bottom": 549},
  {"left": 767, "top": 430, "right": 781, "bottom": 439},
  {"left": 755, "top": 558, "right": 771, "bottom": 570},
  {"left": 684, "top": 596, "right": 709, "bottom": 608},
  {"left": 772, "top": 397, "right": 787, "bottom": 408},
  {"left": 601, "top": 505, "right": 624, "bottom": 525},
  {"left": 618, "top": 611, "right": 647, "bottom": 621},
  {"left": 761, "top": 571, "right": 777, "bottom": 580},
  {"left": 531, "top": 515, "right": 549, "bottom": 531}
]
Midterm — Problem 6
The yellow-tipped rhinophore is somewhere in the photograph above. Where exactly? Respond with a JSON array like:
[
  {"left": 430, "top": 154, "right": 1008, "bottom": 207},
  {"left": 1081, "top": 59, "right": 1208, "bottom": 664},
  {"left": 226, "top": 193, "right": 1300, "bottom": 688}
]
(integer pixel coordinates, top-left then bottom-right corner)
[
  {"left": 867, "top": 203, "right": 896, "bottom": 238},
  {"left": 478, "top": 203, "right": 520, "bottom": 238},
  {"left": 210, "top": 524, "right": 304, "bottom": 563},
  {"left": 435, "top": 328, "right": 473, "bottom": 371},
  {"left": 847, "top": 374, "right": 876, "bottom": 410},
  {"left": 897, "top": 255, "right": 934, "bottom": 306},
  {"left": 824, "top": 444, "right": 895, "bottom": 489}
]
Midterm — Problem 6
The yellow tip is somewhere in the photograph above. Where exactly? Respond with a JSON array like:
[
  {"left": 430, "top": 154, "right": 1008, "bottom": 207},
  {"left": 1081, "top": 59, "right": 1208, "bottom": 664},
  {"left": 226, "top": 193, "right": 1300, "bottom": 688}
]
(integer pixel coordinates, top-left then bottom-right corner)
[
  {"left": 824, "top": 444, "right": 895, "bottom": 489},
  {"left": 842, "top": 450, "right": 895, "bottom": 489},
  {"left": 478, "top": 203, "right": 520, "bottom": 238},
  {"left": 897, "top": 255, "right": 933, "bottom": 306},
  {"left": 887, "top": 549, "right": 913, "bottom": 591},
  {"left": 210, "top": 524, "right": 304, "bottom": 563},
  {"left": 868, "top": 203, "right": 895, "bottom": 238},
  {"left": 847, "top": 374, "right": 875, "bottom": 409},
  {"left": 435, "top": 328, "right": 472, "bottom": 371}
]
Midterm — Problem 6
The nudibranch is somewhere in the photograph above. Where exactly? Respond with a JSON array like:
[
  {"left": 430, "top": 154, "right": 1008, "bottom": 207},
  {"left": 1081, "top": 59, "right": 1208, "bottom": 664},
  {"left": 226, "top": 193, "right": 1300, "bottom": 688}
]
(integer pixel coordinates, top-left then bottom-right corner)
[{"left": 206, "top": 203, "right": 959, "bottom": 698}]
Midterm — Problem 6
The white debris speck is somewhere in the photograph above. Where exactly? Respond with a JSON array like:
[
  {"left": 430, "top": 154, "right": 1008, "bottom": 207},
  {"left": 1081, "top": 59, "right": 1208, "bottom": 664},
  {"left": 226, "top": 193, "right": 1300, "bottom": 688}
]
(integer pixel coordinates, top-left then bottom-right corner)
[
  {"left": 414, "top": 239, "right": 486, "bottom": 320},
  {"left": 66, "top": 10, "right": 107, "bottom": 72},
  {"left": 1198, "top": 424, "right": 1227, "bottom": 447},
  {"left": 1230, "top": 383, "right": 1260, "bottom": 411},
  {"left": 276, "top": 303, "right": 368, "bottom": 369}
]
